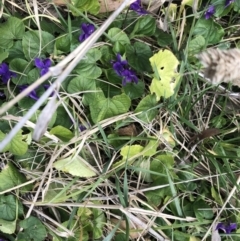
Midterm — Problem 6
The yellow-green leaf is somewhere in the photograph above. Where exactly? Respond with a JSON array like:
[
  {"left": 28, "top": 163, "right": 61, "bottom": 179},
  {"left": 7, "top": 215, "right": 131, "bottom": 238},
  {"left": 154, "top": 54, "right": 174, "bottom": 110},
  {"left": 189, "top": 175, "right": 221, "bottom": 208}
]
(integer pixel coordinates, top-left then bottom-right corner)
[
  {"left": 0, "top": 219, "right": 16, "bottom": 234},
  {"left": 120, "top": 145, "right": 144, "bottom": 159},
  {"left": 50, "top": 126, "right": 74, "bottom": 142},
  {"left": 149, "top": 49, "right": 180, "bottom": 99},
  {"left": 189, "top": 236, "right": 201, "bottom": 241},
  {"left": 53, "top": 156, "right": 96, "bottom": 177},
  {"left": 142, "top": 138, "right": 158, "bottom": 156}
]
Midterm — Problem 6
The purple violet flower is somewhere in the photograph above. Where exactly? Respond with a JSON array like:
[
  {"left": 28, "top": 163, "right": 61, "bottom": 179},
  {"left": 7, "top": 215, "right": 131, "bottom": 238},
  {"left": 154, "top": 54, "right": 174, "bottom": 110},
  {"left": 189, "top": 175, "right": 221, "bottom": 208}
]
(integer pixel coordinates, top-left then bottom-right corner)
[
  {"left": 204, "top": 5, "right": 215, "bottom": 19},
  {"left": 122, "top": 69, "right": 138, "bottom": 86},
  {"left": 18, "top": 85, "right": 39, "bottom": 101},
  {"left": 79, "top": 23, "right": 95, "bottom": 42},
  {"left": 79, "top": 124, "right": 87, "bottom": 132},
  {"left": 225, "top": 0, "right": 235, "bottom": 7},
  {"left": 112, "top": 53, "right": 138, "bottom": 86},
  {"left": 130, "top": 0, "right": 147, "bottom": 15},
  {"left": 216, "top": 223, "right": 237, "bottom": 234},
  {"left": 112, "top": 53, "right": 128, "bottom": 76},
  {"left": 0, "top": 63, "right": 16, "bottom": 84},
  {"left": 35, "top": 58, "right": 52, "bottom": 76}
]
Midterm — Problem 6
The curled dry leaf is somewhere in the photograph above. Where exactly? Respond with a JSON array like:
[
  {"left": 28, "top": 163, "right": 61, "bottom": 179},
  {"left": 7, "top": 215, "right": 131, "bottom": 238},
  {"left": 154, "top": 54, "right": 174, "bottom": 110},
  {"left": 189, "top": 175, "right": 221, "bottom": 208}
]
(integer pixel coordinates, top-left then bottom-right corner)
[
  {"left": 198, "top": 48, "right": 240, "bottom": 86},
  {"left": 198, "top": 128, "right": 220, "bottom": 141},
  {"left": 190, "top": 128, "right": 220, "bottom": 144},
  {"left": 117, "top": 124, "right": 138, "bottom": 136}
]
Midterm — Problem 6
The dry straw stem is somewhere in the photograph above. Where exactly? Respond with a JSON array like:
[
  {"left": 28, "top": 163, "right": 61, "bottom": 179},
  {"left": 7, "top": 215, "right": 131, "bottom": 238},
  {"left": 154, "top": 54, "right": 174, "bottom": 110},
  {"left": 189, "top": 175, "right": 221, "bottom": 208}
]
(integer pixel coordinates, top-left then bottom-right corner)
[
  {"left": 0, "top": 0, "right": 135, "bottom": 151},
  {"left": 198, "top": 48, "right": 240, "bottom": 86}
]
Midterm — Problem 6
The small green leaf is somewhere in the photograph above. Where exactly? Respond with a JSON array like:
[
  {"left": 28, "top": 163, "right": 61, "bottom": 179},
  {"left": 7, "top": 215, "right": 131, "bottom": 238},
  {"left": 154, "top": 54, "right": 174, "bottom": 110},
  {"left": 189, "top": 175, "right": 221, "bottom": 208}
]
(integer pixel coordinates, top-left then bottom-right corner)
[
  {"left": 0, "top": 162, "right": 30, "bottom": 192},
  {"left": 113, "top": 41, "right": 126, "bottom": 55},
  {"left": 149, "top": 49, "right": 180, "bottom": 99},
  {"left": 0, "top": 17, "right": 25, "bottom": 49},
  {"left": 81, "top": 47, "right": 102, "bottom": 62},
  {"left": 108, "top": 28, "right": 130, "bottom": 45},
  {"left": 134, "top": 94, "right": 158, "bottom": 122},
  {"left": 0, "top": 195, "right": 23, "bottom": 221},
  {"left": 100, "top": 46, "right": 115, "bottom": 66},
  {"left": 0, "top": 50, "right": 9, "bottom": 62},
  {"left": 145, "top": 185, "right": 167, "bottom": 207},
  {"left": 193, "top": 200, "right": 214, "bottom": 221},
  {"left": 0, "top": 218, "right": 16, "bottom": 234},
  {"left": 234, "top": 0, "right": 240, "bottom": 12},
  {"left": 123, "top": 81, "right": 145, "bottom": 100},
  {"left": 50, "top": 126, "right": 74, "bottom": 141},
  {"left": 8, "top": 40, "right": 24, "bottom": 61},
  {"left": 104, "top": 68, "right": 122, "bottom": 84},
  {"left": 155, "top": 29, "right": 173, "bottom": 47},
  {"left": 99, "top": 75, "right": 122, "bottom": 98},
  {"left": 55, "top": 34, "right": 71, "bottom": 52},
  {"left": 130, "top": 15, "right": 156, "bottom": 38},
  {"left": 18, "top": 216, "right": 47, "bottom": 241},
  {"left": 54, "top": 106, "right": 72, "bottom": 128},
  {"left": 90, "top": 93, "right": 131, "bottom": 124},
  {"left": 53, "top": 156, "right": 96, "bottom": 177},
  {"left": 92, "top": 207, "right": 106, "bottom": 239},
  {"left": 0, "top": 131, "right": 28, "bottom": 156},
  {"left": 67, "top": 76, "right": 97, "bottom": 94},
  {"left": 27, "top": 68, "right": 40, "bottom": 84},
  {"left": 211, "top": 0, "right": 231, "bottom": 17},
  {"left": 151, "top": 155, "right": 175, "bottom": 179},
  {"left": 22, "top": 30, "right": 55, "bottom": 60},
  {"left": 126, "top": 42, "right": 152, "bottom": 72},
  {"left": 10, "top": 58, "right": 32, "bottom": 85},
  {"left": 18, "top": 97, "right": 37, "bottom": 109},
  {"left": 74, "top": 49, "right": 102, "bottom": 79},
  {"left": 193, "top": 18, "right": 224, "bottom": 45},
  {"left": 188, "top": 35, "right": 205, "bottom": 55}
]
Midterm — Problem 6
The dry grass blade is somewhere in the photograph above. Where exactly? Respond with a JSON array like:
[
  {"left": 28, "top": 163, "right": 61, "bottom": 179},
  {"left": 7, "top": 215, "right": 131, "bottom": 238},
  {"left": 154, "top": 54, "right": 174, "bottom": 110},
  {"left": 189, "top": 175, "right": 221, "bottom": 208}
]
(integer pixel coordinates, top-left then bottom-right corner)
[
  {"left": 198, "top": 48, "right": 240, "bottom": 86},
  {"left": 33, "top": 93, "right": 59, "bottom": 141}
]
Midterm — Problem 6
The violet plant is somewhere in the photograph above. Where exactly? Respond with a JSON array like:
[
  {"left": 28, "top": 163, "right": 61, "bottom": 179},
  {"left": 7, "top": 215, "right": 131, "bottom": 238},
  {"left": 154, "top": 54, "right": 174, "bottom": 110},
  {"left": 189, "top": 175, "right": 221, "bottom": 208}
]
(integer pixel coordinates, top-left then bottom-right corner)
[{"left": 0, "top": 0, "right": 239, "bottom": 241}]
